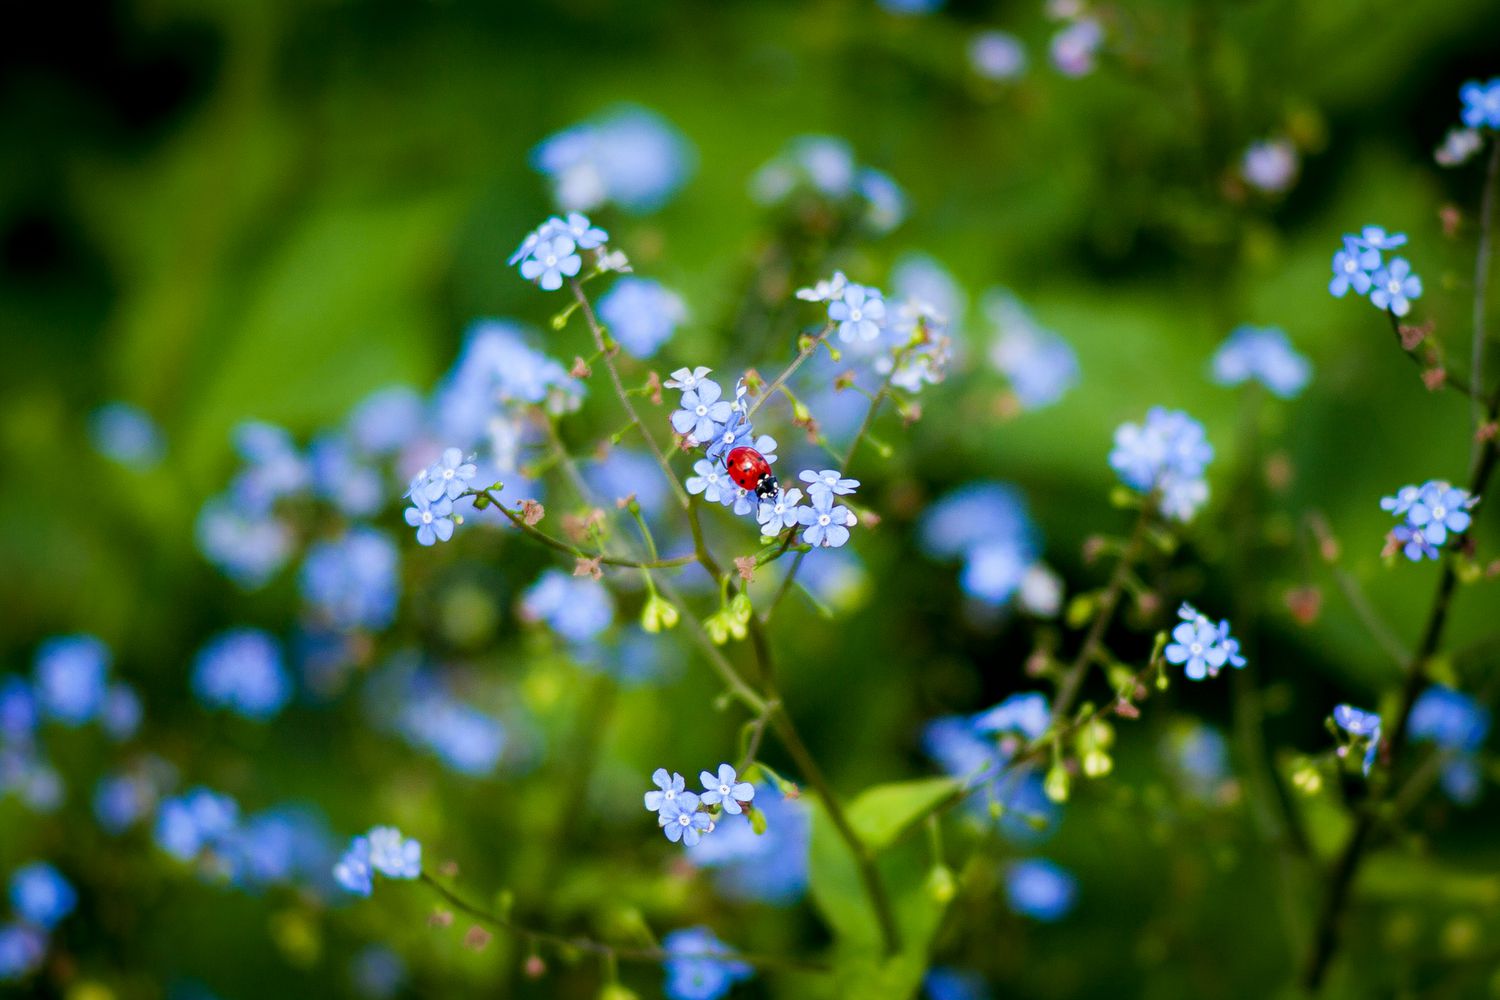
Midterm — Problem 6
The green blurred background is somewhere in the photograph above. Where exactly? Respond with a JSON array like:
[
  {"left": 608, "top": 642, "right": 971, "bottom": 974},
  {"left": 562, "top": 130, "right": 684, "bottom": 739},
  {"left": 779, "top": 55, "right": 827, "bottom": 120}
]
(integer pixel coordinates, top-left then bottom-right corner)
[{"left": 4, "top": 0, "right": 1500, "bottom": 997}]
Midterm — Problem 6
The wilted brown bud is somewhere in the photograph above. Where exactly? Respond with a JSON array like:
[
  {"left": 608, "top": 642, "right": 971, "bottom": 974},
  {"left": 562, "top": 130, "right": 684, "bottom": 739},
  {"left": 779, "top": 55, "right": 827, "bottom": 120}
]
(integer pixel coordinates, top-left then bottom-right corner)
[
  {"left": 1285, "top": 586, "right": 1322, "bottom": 625},
  {"left": 1422, "top": 367, "right": 1447, "bottom": 391},
  {"left": 645, "top": 371, "right": 663, "bottom": 406},
  {"left": 520, "top": 499, "right": 545, "bottom": 526},
  {"left": 570, "top": 356, "right": 592, "bottom": 379},
  {"left": 429, "top": 908, "right": 454, "bottom": 928},
  {"left": 573, "top": 557, "right": 602, "bottom": 581},
  {"left": 734, "top": 557, "right": 756, "bottom": 583}
]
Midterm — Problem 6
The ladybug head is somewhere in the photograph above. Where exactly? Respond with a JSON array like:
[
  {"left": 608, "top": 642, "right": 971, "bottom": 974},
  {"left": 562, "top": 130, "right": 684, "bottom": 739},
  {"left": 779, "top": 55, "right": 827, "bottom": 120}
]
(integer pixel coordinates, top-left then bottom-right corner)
[{"left": 754, "top": 472, "right": 779, "bottom": 498}]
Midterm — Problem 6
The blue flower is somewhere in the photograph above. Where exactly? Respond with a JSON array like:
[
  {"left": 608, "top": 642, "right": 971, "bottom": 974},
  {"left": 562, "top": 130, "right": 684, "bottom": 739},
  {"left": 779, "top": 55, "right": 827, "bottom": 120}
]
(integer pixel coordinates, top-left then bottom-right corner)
[
  {"left": 599, "top": 277, "right": 685, "bottom": 358},
  {"left": 101, "top": 683, "right": 142, "bottom": 740},
  {"left": 518, "top": 235, "right": 581, "bottom": 291},
  {"left": 1410, "top": 686, "right": 1489, "bottom": 754},
  {"left": 665, "top": 366, "right": 712, "bottom": 391},
  {"left": 91, "top": 402, "right": 164, "bottom": 469},
  {"left": 0, "top": 677, "right": 37, "bottom": 745},
  {"left": 986, "top": 291, "right": 1080, "bottom": 409},
  {"left": 34, "top": 635, "right": 110, "bottom": 726},
  {"left": 1109, "top": 408, "right": 1213, "bottom": 521},
  {"left": 1329, "top": 245, "right": 1378, "bottom": 298},
  {"left": 1380, "top": 485, "right": 1421, "bottom": 516},
  {"left": 9, "top": 863, "right": 75, "bottom": 930},
  {"left": 799, "top": 468, "right": 859, "bottom": 499},
  {"left": 519, "top": 570, "right": 614, "bottom": 643},
  {"left": 699, "top": 764, "right": 755, "bottom": 815},
  {"left": 703, "top": 410, "right": 754, "bottom": 464},
  {"left": 1210, "top": 325, "right": 1311, "bottom": 398},
  {"left": 969, "top": 30, "right": 1027, "bottom": 82},
  {"left": 829, "top": 283, "right": 886, "bottom": 343},
  {"left": 420, "top": 447, "right": 478, "bottom": 502},
  {"left": 192, "top": 629, "right": 291, "bottom": 721},
  {"left": 1333, "top": 704, "right": 1382, "bottom": 775},
  {"left": 645, "top": 768, "right": 689, "bottom": 816},
  {"left": 1004, "top": 859, "right": 1077, "bottom": 921},
  {"left": 397, "top": 694, "right": 505, "bottom": 776},
  {"left": 926, "top": 968, "right": 991, "bottom": 1000},
  {"left": 365, "top": 826, "right": 421, "bottom": 879},
  {"left": 1390, "top": 523, "right": 1439, "bottom": 562},
  {"left": 757, "top": 487, "right": 804, "bottom": 531},
  {"left": 662, "top": 927, "right": 752, "bottom": 1000},
  {"left": 1050, "top": 18, "right": 1103, "bottom": 77},
  {"left": 545, "top": 212, "right": 609, "bottom": 250},
  {"left": 195, "top": 498, "right": 294, "bottom": 589},
  {"left": 0, "top": 923, "right": 45, "bottom": 982},
  {"left": 1461, "top": 78, "right": 1500, "bottom": 129},
  {"left": 1160, "top": 722, "right": 1230, "bottom": 802},
  {"left": 155, "top": 788, "right": 240, "bottom": 861},
  {"left": 1353, "top": 226, "right": 1407, "bottom": 252},
  {"left": 858, "top": 168, "right": 907, "bottom": 233},
  {"left": 687, "top": 784, "right": 808, "bottom": 904},
  {"left": 1407, "top": 481, "right": 1475, "bottom": 546},
  {"left": 671, "top": 379, "right": 733, "bottom": 443},
  {"left": 347, "top": 386, "right": 423, "bottom": 456},
  {"left": 301, "top": 528, "right": 401, "bottom": 631},
  {"left": 333, "top": 836, "right": 373, "bottom": 896},
  {"left": 404, "top": 495, "right": 456, "bottom": 547},
  {"left": 974, "top": 692, "right": 1051, "bottom": 741},
  {"left": 531, "top": 106, "right": 693, "bottom": 214},
  {"left": 1217, "top": 619, "right": 1247, "bottom": 669},
  {"left": 797, "top": 490, "right": 854, "bottom": 548},
  {"left": 686, "top": 458, "right": 734, "bottom": 504},
  {"left": 94, "top": 772, "right": 153, "bottom": 834},
  {"left": 753, "top": 136, "right": 855, "bottom": 203},
  {"left": 1165, "top": 604, "right": 1237, "bottom": 680},
  {"left": 1241, "top": 139, "right": 1298, "bottom": 194},
  {"left": 1369, "top": 257, "right": 1422, "bottom": 316},
  {"left": 660, "top": 794, "right": 712, "bottom": 847}
]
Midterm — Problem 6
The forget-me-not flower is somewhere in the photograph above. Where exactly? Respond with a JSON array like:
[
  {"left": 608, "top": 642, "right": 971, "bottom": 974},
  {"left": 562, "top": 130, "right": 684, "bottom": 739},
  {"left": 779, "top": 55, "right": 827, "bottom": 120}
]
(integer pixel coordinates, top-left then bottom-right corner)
[
  {"left": 645, "top": 768, "right": 688, "bottom": 816},
  {"left": 798, "top": 490, "right": 854, "bottom": 548},
  {"left": 660, "top": 795, "right": 712, "bottom": 846},
  {"left": 1461, "top": 78, "right": 1500, "bottom": 130},
  {"left": 8, "top": 863, "right": 76, "bottom": 930},
  {"left": 519, "top": 236, "right": 581, "bottom": 291},
  {"left": 1210, "top": 325, "right": 1311, "bottom": 398},
  {"left": 829, "top": 283, "right": 886, "bottom": 343},
  {"left": 34, "top": 635, "right": 110, "bottom": 726},
  {"left": 1109, "top": 408, "right": 1213, "bottom": 521},
  {"left": 671, "top": 379, "right": 733, "bottom": 443},
  {"left": 757, "top": 487, "right": 804, "bottom": 532},
  {"left": 799, "top": 469, "right": 859, "bottom": 499},
  {"left": 662, "top": 927, "right": 752, "bottom": 1000},
  {"left": 1166, "top": 603, "right": 1243, "bottom": 680},
  {"left": 1333, "top": 704, "right": 1382, "bottom": 775},
  {"left": 333, "top": 836, "right": 373, "bottom": 896},
  {"left": 1369, "top": 258, "right": 1422, "bottom": 317},
  {"left": 1004, "top": 859, "right": 1077, "bottom": 922},
  {"left": 599, "top": 277, "right": 685, "bottom": 358},
  {"left": 1407, "top": 481, "right": 1475, "bottom": 546},
  {"left": 421, "top": 448, "right": 477, "bottom": 502},
  {"left": 973, "top": 692, "right": 1051, "bottom": 741},
  {"left": 404, "top": 496, "right": 456, "bottom": 547},
  {"left": 664, "top": 366, "right": 712, "bottom": 390},
  {"left": 698, "top": 764, "right": 755, "bottom": 815},
  {"left": 365, "top": 826, "right": 421, "bottom": 878},
  {"left": 192, "top": 629, "right": 291, "bottom": 721},
  {"left": 686, "top": 459, "right": 733, "bottom": 504}
]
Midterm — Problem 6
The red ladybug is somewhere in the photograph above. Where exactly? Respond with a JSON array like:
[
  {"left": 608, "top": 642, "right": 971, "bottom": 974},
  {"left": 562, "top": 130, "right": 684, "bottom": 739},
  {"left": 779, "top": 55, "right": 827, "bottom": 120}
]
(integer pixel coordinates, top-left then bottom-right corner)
[{"left": 725, "top": 446, "right": 779, "bottom": 498}]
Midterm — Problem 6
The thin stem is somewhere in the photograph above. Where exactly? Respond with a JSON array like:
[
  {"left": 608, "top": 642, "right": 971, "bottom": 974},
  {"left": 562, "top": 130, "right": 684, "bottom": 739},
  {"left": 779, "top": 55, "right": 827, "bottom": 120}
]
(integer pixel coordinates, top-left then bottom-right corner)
[
  {"left": 418, "top": 873, "right": 829, "bottom": 973},
  {"left": 765, "top": 550, "right": 808, "bottom": 619},
  {"left": 464, "top": 490, "right": 693, "bottom": 569},
  {"left": 746, "top": 324, "right": 831, "bottom": 420},
  {"left": 1471, "top": 140, "right": 1500, "bottom": 436},
  {"left": 1386, "top": 311, "right": 1480, "bottom": 401}
]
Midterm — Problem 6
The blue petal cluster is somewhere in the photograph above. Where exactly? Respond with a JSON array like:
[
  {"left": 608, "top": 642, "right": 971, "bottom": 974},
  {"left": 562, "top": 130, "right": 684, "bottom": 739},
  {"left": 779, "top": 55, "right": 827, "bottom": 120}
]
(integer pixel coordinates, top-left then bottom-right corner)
[
  {"left": 1333, "top": 704, "right": 1382, "bottom": 775},
  {"left": 751, "top": 136, "right": 906, "bottom": 234},
  {"left": 1004, "top": 858, "right": 1078, "bottom": 921},
  {"left": 8, "top": 863, "right": 76, "bottom": 930},
  {"left": 1410, "top": 686, "right": 1491, "bottom": 805},
  {"left": 598, "top": 277, "right": 686, "bottom": 358},
  {"left": 301, "top": 528, "right": 400, "bottom": 630},
  {"left": 985, "top": 290, "right": 1080, "bottom": 409},
  {"left": 920, "top": 482, "right": 1049, "bottom": 608},
  {"left": 520, "top": 569, "right": 615, "bottom": 644},
  {"left": 192, "top": 629, "right": 292, "bottom": 721},
  {"left": 531, "top": 106, "right": 693, "bottom": 214},
  {"left": 90, "top": 402, "right": 165, "bottom": 470},
  {"left": 645, "top": 765, "right": 756, "bottom": 849},
  {"left": 1381, "top": 480, "right": 1478, "bottom": 561},
  {"left": 688, "top": 784, "right": 809, "bottom": 904},
  {"left": 510, "top": 213, "right": 606, "bottom": 291},
  {"left": 1165, "top": 603, "right": 1246, "bottom": 681},
  {"left": 1461, "top": 78, "right": 1500, "bottom": 129},
  {"left": 661, "top": 927, "right": 753, "bottom": 1000},
  {"left": 1210, "top": 325, "right": 1311, "bottom": 398},
  {"left": 1328, "top": 227, "right": 1422, "bottom": 317},
  {"left": 922, "top": 693, "right": 1061, "bottom": 842},
  {"left": 333, "top": 825, "right": 422, "bottom": 897},
  {"left": 1109, "top": 408, "right": 1213, "bottom": 521}
]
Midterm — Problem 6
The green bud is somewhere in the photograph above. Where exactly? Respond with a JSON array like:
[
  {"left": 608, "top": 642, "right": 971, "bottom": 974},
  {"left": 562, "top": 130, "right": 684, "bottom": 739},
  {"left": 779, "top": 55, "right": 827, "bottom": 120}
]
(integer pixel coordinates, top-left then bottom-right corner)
[
  {"left": 1065, "top": 593, "right": 1097, "bottom": 629},
  {"left": 926, "top": 864, "right": 957, "bottom": 904},
  {"left": 1082, "top": 750, "right": 1113, "bottom": 778},
  {"left": 1044, "top": 764, "right": 1070, "bottom": 803},
  {"left": 748, "top": 806, "right": 768, "bottom": 836},
  {"left": 1109, "top": 485, "right": 1140, "bottom": 509},
  {"left": 641, "top": 594, "right": 679, "bottom": 634}
]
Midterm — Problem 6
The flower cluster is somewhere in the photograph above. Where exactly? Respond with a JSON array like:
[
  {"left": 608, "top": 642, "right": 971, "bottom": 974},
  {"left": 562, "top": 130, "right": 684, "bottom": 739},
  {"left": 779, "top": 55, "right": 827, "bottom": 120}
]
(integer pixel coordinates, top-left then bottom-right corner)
[
  {"left": 1333, "top": 705, "right": 1382, "bottom": 776},
  {"left": 155, "top": 788, "right": 337, "bottom": 893},
  {"left": 531, "top": 105, "right": 692, "bottom": 215},
  {"left": 333, "top": 826, "right": 422, "bottom": 897},
  {"left": 1409, "top": 686, "right": 1491, "bottom": 804},
  {"left": 402, "top": 447, "right": 477, "bottom": 546},
  {"left": 645, "top": 765, "right": 755, "bottom": 849},
  {"left": 923, "top": 691, "right": 1061, "bottom": 838},
  {"left": 662, "top": 926, "right": 754, "bottom": 1000},
  {"left": 0, "top": 863, "right": 75, "bottom": 983},
  {"left": 1165, "top": 603, "right": 1246, "bottom": 681},
  {"left": 1048, "top": 2, "right": 1104, "bottom": 78},
  {"left": 985, "top": 290, "right": 1080, "bottom": 410},
  {"left": 192, "top": 628, "right": 291, "bottom": 721},
  {"left": 800, "top": 270, "right": 954, "bottom": 396},
  {"left": 1209, "top": 325, "right": 1311, "bottom": 398},
  {"left": 751, "top": 136, "right": 905, "bottom": 234},
  {"left": 509, "top": 212, "right": 611, "bottom": 291},
  {"left": 687, "top": 784, "right": 809, "bottom": 904},
  {"left": 920, "top": 482, "right": 1060, "bottom": 612},
  {"left": 1380, "top": 480, "right": 1478, "bottom": 561},
  {"left": 1109, "top": 407, "right": 1214, "bottom": 521},
  {"left": 1461, "top": 78, "right": 1500, "bottom": 130},
  {"left": 1328, "top": 226, "right": 1422, "bottom": 317}
]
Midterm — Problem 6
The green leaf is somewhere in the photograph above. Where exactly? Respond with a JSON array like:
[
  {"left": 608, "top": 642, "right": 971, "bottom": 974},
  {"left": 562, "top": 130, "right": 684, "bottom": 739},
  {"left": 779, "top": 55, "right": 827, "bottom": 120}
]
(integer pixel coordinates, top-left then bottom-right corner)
[{"left": 845, "top": 777, "right": 961, "bottom": 851}]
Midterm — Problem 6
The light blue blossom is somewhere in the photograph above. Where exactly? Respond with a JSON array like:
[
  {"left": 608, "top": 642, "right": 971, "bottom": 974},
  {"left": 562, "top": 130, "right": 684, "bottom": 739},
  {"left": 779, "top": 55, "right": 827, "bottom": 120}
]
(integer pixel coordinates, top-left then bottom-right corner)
[
  {"left": 1333, "top": 704, "right": 1382, "bottom": 775},
  {"left": 231, "top": 421, "right": 310, "bottom": 513},
  {"left": 1109, "top": 408, "right": 1213, "bottom": 521},
  {"left": 307, "top": 435, "right": 383, "bottom": 517},
  {"left": 1328, "top": 245, "right": 1377, "bottom": 298},
  {"left": 688, "top": 784, "right": 808, "bottom": 904},
  {"left": 1241, "top": 139, "right": 1298, "bottom": 194},
  {"left": 519, "top": 235, "right": 581, "bottom": 291},
  {"left": 662, "top": 927, "right": 752, "bottom": 1000},
  {"left": 926, "top": 968, "right": 992, "bottom": 1000},
  {"left": 1050, "top": 18, "right": 1102, "bottom": 77},
  {"left": 757, "top": 487, "right": 804, "bottom": 531},
  {"left": 0, "top": 679, "right": 37, "bottom": 745},
  {"left": 347, "top": 386, "right": 422, "bottom": 456},
  {"left": 686, "top": 459, "right": 734, "bottom": 504},
  {"left": 986, "top": 291, "right": 1080, "bottom": 409},
  {"left": 365, "top": 826, "right": 421, "bottom": 879},
  {"left": 333, "top": 836, "right": 373, "bottom": 896},
  {"left": 1410, "top": 686, "right": 1490, "bottom": 753},
  {"left": 1369, "top": 258, "right": 1422, "bottom": 317},
  {"left": 94, "top": 772, "right": 154, "bottom": 834},
  {"left": 101, "top": 683, "right": 142, "bottom": 740},
  {"left": 155, "top": 788, "right": 240, "bottom": 861},
  {"left": 1210, "top": 325, "right": 1311, "bottom": 398},
  {"left": 1160, "top": 722, "right": 1230, "bottom": 802},
  {"left": 671, "top": 379, "right": 733, "bottom": 443},
  {"left": 1407, "top": 481, "right": 1475, "bottom": 546},
  {"left": 404, "top": 495, "right": 456, "bottom": 547},
  {"left": 599, "top": 277, "right": 685, "bottom": 358},
  {"left": 699, "top": 764, "right": 755, "bottom": 815},
  {"left": 920, "top": 482, "right": 1041, "bottom": 606},
  {"left": 645, "top": 769, "right": 689, "bottom": 816},
  {"left": 195, "top": 498, "right": 294, "bottom": 589},
  {"left": 531, "top": 106, "right": 693, "bottom": 214},
  {"left": 974, "top": 692, "right": 1051, "bottom": 741},
  {"left": 9, "top": 863, "right": 75, "bottom": 930},
  {"left": 969, "top": 30, "right": 1027, "bottom": 82},
  {"left": 858, "top": 168, "right": 907, "bottom": 232},
  {"left": 799, "top": 469, "right": 859, "bottom": 499},
  {"left": 192, "top": 629, "right": 291, "bottom": 721},
  {"left": 435, "top": 320, "right": 582, "bottom": 445},
  {"left": 660, "top": 794, "right": 712, "bottom": 846},
  {"left": 1004, "top": 859, "right": 1077, "bottom": 921},
  {"left": 301, "top": 528, "right": 401, "bottom": 631},
  {"left": 34, "top": 635, "right": 110, "bottom": 726},
  {"left": 1390, "top": 524, "right": 1439, "bottom": 562},
  {"left": 0, "top": 923, "right": 45, "bottom": 982},
  {"left": 1380, "top": 484, "right": 1422, "bottom": 516},
  {"left": 588, "top": 450, "right": 671, "bottom": 512},
  {"left": 1166, "top": 603, "right": 1241, "bottom": 680},
  {"left": 1353, "top": 226, "right": 1407, "bottom": 252},
  {"left": 397, "top": 692, "right": 506, "bottom": 776},
  {"left": 519, "top": 570, "right": 614, "bottom": 643},
  {"left": 545, "top": 212, "right": 608, "bottom": 250},
  {"left": 665, "top": 366, "right": 712, "bottom": 390},
  {"left": 829, "top": 283, "right": 886, "bottom": 343},
  {"left": 1461, "top": 78, "right": 1500, "bottom": 129},
  {"left": 798, "top": 490, "right": 854, "bottom": 548},
  {"left": 703, "top": 411, "right": 753, "bottom": 464},
  {"left": 753, "top": 136, "right": 856, "bottom": 203},
  {"left": 419, "top": 447, "right": 478, "bottom": 502},
  {"left": 91, "top": 402, "right": 164, "bottom": 469}
]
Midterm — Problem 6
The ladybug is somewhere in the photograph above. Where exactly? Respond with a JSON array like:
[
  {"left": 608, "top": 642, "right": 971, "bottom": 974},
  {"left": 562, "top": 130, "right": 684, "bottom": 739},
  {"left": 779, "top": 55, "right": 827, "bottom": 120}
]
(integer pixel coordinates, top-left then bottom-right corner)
[{"left": 725, "top": 446, "right": 779, "bottom": 498}]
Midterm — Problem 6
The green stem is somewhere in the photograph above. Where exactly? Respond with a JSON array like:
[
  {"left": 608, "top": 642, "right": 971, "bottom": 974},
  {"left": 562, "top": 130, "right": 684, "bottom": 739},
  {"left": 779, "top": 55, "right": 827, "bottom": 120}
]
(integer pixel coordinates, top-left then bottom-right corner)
[
  {"left": 1471, "top": 140, "right": 1500, "bottom": 435},
  {"left": 465, "top": 490, "right": 693, "bottom": 569}
]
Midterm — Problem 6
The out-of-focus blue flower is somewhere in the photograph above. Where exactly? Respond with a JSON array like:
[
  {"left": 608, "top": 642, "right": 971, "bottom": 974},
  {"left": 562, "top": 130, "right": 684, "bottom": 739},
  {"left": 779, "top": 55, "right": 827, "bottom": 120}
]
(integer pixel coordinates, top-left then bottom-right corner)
[
  {"left": 1109, "top": 408, "right": 1213, "bottom": 521},
  {"left": 587, "top": 449, "right": 670, "bottom": 513},
  {"left": 416, "top": 447, "right": 478, "bottom": 503},
  {"left": 95, "top": 772, "right": 154, "bottom": 834},
  {"left": 435, "top": 320, "right": 583, "bottom": 448},
  {"left": 1389, "top": 524, "right": 1439, "bottom": 562},
  {"left": 1369, "top": 258, "right": 1422, "bottom": 317},
  {"left": 599, "top": 277, "right": 685, "bottom": 358},
  {"left": 1004, "top": 858, "right": 1077, "bottom": 921},
  {"left": 351, "top": 946, "right": 406, "bottom": 999},
  {"left": 660, "top": 794, "right": 711, "bottom": 847},
  {"left": 333, "top": 836, "right": 373, "bottom": 896},
  {"left": 1050, "top": 18, "right": 1102, "bottom": 77},
  {"left": 0, "top": 922, "right": 45, "bottom": 982},
  {"left": 858, "top": 169, "right": 907, "bottom": 233},
  {"left": 969, "top": 30, "right": 1027, "bottom": 82},
  {"left": 1241, "top": 139, "right": 1298, "bottom": 194},
  {"left": 156, "top": 788, "right": 240, "bottom": 861},
  {"left": 397, "top": 695, "right": 505, "bottom": 776},
  {"left": 34, "top": 635, "right": 110, "bottom": 726},
  {"left": 404, "top": 495, "right": 456, "bottom": 547},
  {"left": 1438, "top": 127, "right": 1484, "bottom": 167},
  {"left": 1461, "top": 79, "right": 1500, "bottom": 129},
  {"left": 1165, "top": 603, "right": 1237, "bottom": 681},
  {"left": 1354, "top": 227, "right": 1407, "bottom": 252},
  {"left": 192, "top": 629, "right": 291, "bottom": 721},
  {"left": 921, "top": 482, "right": 1042, "bottom": 607},
  {"left": 226, "top": 807, "right": 335, "bottom": 890},
  {"left": 662, "top": 927, "right": 753, "bottom": 1000},
  {"left": 364, "top": 826, "right": 421, "bottom": 879},
  {"left": 1333, "top": 704, "right": 1382, "bottom": 776},
  {"left": 985, "top": 291, "right": 1079, "bottom": 409},
  {"left": 0, "top": 752, "right": 63, "bottom": 813},
  {"left": 688, "top": 784, "right": 809, "bottom": 904},
  {"left": 1329, "top": 245, "right": 1377, "bottom": 298},
  {"left": 532, "top": 106, "right": 694, "bottom": 213},
  {"left": 878, "top": 0, "right": 943, "bottom": 13},
  {"left": 699, "top": 764, "right": 755, "bottom": 815},
  {"left": 0, "top": 678, "right": 37, "bottom": 746},
  {"left": 672, "top": 378, "right": 733, "bottom": 443},
  {"left": 9, "top": 863, "right": 75, "bottom": 930},
  {"left": 829, "top": 283, "right": 886, "bottom": 343},
  {"left": 1210, "top": 325, "right": 1311, "bottom": 398},
  {"left": 922, "top": 715, "right": 1059, "bottom": 842},
  {"left": 231, "top": 422, "right": 310, "bottom": 513},
  {"left": 893, "top": 254, "right": 966, "bottom": 330},
  {"left": 926, "top": 967, "right": 992, "bottom": 1000},
  {"left": 91, "top": 402, "right": 165, "bottom": 469},
  {"left": 307, "top": 435, "right": 383, "bottom": 517},
  {"left": 974, "top": 692, "right": 1051, "bottom": 741},
  {"left": 301, "top": 529, "right": 401, "bottom": 631},
  {"left": 196, "top": 498, "right": 294, "bottom": 589},
  {"left": 797, "top": 490, "right": 854, "bottom": 548},
  {"left": 519, "top": 570, "right": 614, "bottom": 643},
  {"left": 1160, "top": 721, "right": 1229, "bottom": 801},
  {"left": 753, "top": 135, "right": 855, "bottom": 203},
  {"left": 347, "top": 386, "right": 422, "bottom": 456},
  {"left": 1410, "top": 686, "right": 1490, "bottom": 753},
  {"left": 101, "top": 683, "right": 142, "bottom": 740}
]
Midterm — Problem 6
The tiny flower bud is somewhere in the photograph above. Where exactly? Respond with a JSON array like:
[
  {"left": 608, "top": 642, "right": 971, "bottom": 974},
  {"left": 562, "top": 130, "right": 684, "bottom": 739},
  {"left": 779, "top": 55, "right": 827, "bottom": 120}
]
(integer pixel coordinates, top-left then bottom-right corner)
[
  {"left": 1115, "top": 699, "right": 1140, "bottom": 719},
  {"left": 645, "top": 371, "right": 663, "bottom": 405},
  {"left": 1285, "top": 586, "right": 1322, "bottom": 625},
  {"left": 1477, "top": 422, "right": 1498, "bottom": 443},
  {"left": 1422, "top": 367, "right": 1447, "bottom": 391},
  {"left": 464, "top": 926, "right": 492, "bottom": 951},
  {"left": 641, "top": 594, "right": 680, "bottom": 633},
  {"left": 437, "top": 859, "right": 459, "bottom": 878},
  {"left": 524, "top": 954, "right": 547, "bottom": 979},
  {"left": 520, "top": 499, "right": 545, "bottom": 526},
  {"left": 1399, "top": 323, "right": 1431, "bottom": 351},
  {"left": 1044, "top": 764, "right": 1070, "bottom": 803},
  {"left": 573, "top": 557, "right": 603, "bottom": 580},
  {"left": 429, "top": 908, "right": 454, "bottom": 928},
  {"left": 734, "top": 556, "right": 756, "bottom": 583},
  {"left": 926, "top": 864, "right": 958, "bottom": 904},
  {"left": 570, "top": 356, "right": 592, "bottom": 379}
]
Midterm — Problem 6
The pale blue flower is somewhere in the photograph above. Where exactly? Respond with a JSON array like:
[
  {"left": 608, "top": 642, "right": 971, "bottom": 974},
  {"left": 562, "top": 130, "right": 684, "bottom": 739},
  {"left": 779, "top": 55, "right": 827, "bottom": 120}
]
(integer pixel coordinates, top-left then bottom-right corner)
[
  {"left": 545, "top": 212, "right": 609, "bottom": 249},
  {"left": 301, "top": 528, "right": 401, "bottom": 631},
  {"left": 1461, "top": 78, "right": 1500, "bottom": 129},
  {"left": 519, "top": 236, "right": 581, "bottom": 291},
  {"left": 404, "top": 496, "right": 455, "bottom": 547},
  {"left": 799, "top": 468, "right": 859, "bottom": 498},
  {"left": 1410, "top": 686, "right": 1489, "bottom": 753},
  {"left": 797, "top": 490, "right": 854, "bottom": 548},
  {"left": 1241, "top": 139, "right": 1298, "bottom": 194},
  {"left": 101, "top": 683, "right": 142, "bottom": 740},
  {"left": 91, "top": 403, "right": 164, "bottom": 469},
  {"left": 192, "top": 629, "right": 291, "bottom": 720},
  {"left": 531, "top": 106, "right": 693, "bottom": 214},
  {"left": 9, "top": 863, "right": 75, "bottom": 930},
  {"left": 660, "top": 794, "right": 711, "bottom": 847},
  {"left": 1391, "top": 523, "right": 1439, "bottom": 562},
  {"left": 1210, "top": 325, "right": 1311, "bottom": 398},
  {"left": 662, "top": 927, "right": 752, "bottom": 1000},
  {"left": 969, "top": 31, "right": 1027, "bottom": 81},
  {"left": 757, "top": 487, "right": 804, "bottom": 531},
  {"left": 1380, "top": 484, "right": 1422, "bottom": 516},
  {"left": 1369, "top": 258, "right": 1422, "bottom": 317},
  {"left": 519, "top": 570, "right": 614, "bottom": 643},
  {"left": 686, "top": 458, "right": 734, "bottom": 504},
  {"left": 1353, "top": 226, "right": 1407, "bottom": 252},
  {"left": 987, "top": 291, "right": 1079, "bottom": 408},
  {"left": 1109, "top": 408, "right": 1213, "bottom": 521},
  {"left": 664, "top": 366, "right": 712, "bottom": 390},
  {"left": 1165, "top": 603, "right": 1238, "bottom": 681},
  {"left": 333, "top": 836, "right": 373, "bottom": 896},
  {"left": 1407, "top": 481, "right": 1475, "bottom": 546},
  {"left": 1050, "top": 18, "right": 1102, "bottom": 77},
  {"left": 829, "top": 283, "right": 886, "bottom": 343},
  {"left": 645, "top": 769, "right": 688, "bottom": 816},
  {"left": 698, "top": 764, "right": 755, "bottom": 815},
  {"left": 155, "top": 788, "right": 240, "bottom": 861},
  {"left": 687, "top": 784, "right": 808, "bottom": 904},
  {"left": 974, "top": 692, "right": 1051, "bottom": 741},
  {"left": 0, "top": 923, "right": 45, "bottom": 981},
  {"left": 347, "top": 386, "right": 422, "bottom": 456},
  {"left": 703, "top": 411, "right": 753, "bottom": 463},
  {"left": 1004, "top": 859, "right": 1077, "bottom": 921},
  {"left": 1334, "top": 704, "right": 1381, "bottom": 775},
  {"left": 420, "top": 447, "right": 477, "bottom": 502},
  {"left": 671, "top": 379, "right": 733, "bottom": 442},
  {"left": 365, "top": 826, "right": 421, "bottom": 879},
  {"left": 34, "top": 635, "right": 109, "bottom": 726},
  {"left": 599, "top": 277, "right": 685, "bottom": 358}
]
